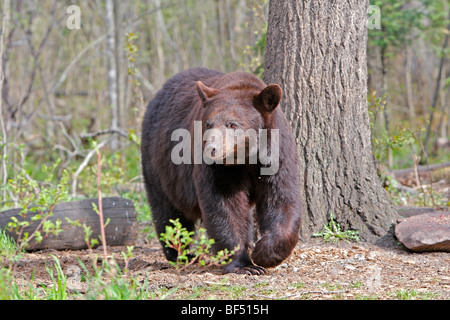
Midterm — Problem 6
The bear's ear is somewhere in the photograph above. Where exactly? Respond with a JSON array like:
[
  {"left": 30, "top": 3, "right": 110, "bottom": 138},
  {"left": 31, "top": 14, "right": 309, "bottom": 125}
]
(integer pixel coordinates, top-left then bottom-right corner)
[
  {"left": 254, "top": 84, "right": 282, "bottom": 113},
  {"left": 196, "top": 81, "right": 219, "bottom": 106}
]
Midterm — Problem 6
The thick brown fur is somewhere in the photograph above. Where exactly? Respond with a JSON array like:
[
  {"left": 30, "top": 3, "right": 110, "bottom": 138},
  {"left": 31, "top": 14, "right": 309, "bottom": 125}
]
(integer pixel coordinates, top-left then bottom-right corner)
[{"left": 141, "top": 67, "right": 301, "bottom": 275}]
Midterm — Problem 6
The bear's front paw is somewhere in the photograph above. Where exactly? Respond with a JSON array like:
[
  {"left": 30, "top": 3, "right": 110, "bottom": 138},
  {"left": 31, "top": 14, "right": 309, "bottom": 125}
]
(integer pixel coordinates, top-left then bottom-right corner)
[{"left": 223, "top": 263, "right": 266, "bottom": 276}]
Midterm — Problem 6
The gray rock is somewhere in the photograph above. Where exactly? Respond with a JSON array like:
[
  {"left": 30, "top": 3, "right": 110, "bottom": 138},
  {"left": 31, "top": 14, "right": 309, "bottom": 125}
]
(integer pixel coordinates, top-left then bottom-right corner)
[
  {"left": 298, "top": 253, "right": 308, "bottom": 259},
  {"left": 329, "top": 268, "right": 344, "bottom": 275},
  {"left": 353, "top": 254, "right": 365, "bottom": 261},
  {"left": 344, "top": 265, "right": 356, "bottom": 271},
  {"left": 395, "top": 212, "right": 450, "bottom": 252},
  {"left": 395, "top": 206, "right": 436, "bottom": 218}
]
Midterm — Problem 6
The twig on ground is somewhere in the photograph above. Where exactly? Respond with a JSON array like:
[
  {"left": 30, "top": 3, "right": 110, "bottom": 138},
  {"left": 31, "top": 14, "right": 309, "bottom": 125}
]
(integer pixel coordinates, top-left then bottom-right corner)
[
  {"left": 252, "top": 290, "right": 349, "bottom": 300},
  {"left": 203, "top": 281, "right": 232, "bottom": 286}
]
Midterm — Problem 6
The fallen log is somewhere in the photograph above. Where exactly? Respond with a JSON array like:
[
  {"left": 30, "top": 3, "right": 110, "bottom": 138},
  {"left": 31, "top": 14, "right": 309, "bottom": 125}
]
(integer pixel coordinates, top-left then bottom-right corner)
[
  {"left": 391, "top": 161, "right": 450, "bottom": 186},
  {"left": 0, "top": 197, "right": 137, "bottom": 251},
  {"left": 392, "top": 161, "right": 450, "bottom": 176}
]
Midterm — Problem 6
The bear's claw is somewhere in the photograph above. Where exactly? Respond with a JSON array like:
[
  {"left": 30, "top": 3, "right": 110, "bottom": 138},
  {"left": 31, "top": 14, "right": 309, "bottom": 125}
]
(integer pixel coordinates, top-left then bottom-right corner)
[{"left": 223, "top": 264, "right": 267, "bottom": 276}]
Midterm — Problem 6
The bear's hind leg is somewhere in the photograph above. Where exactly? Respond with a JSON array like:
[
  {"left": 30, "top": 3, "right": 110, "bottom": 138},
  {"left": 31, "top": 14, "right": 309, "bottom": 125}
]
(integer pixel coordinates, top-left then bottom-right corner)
[
  {"left": 154, "top": 202, "right": 196, "bottom": 263},
  {"left": 143, "top": 175, "right": 196, "bottom": 263}
]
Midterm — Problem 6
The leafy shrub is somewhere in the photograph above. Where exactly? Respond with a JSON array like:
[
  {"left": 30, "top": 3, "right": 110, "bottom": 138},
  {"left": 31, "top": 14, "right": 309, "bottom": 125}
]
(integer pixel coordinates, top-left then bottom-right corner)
[{"left": 159, "top": 218, "right": 239, "bottom": 271}]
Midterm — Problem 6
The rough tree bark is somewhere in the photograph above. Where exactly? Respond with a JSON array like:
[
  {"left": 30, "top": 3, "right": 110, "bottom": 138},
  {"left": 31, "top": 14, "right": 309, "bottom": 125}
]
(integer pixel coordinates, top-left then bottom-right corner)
[{"left": 264, "top": 0, "right": 398, "bottom": 241}]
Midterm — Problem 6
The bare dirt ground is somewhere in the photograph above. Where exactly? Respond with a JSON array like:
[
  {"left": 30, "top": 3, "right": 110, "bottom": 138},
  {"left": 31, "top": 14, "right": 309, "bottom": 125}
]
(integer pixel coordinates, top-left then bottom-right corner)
[{"left": 9, "top": 235, "right": 450, "bottom": 300}]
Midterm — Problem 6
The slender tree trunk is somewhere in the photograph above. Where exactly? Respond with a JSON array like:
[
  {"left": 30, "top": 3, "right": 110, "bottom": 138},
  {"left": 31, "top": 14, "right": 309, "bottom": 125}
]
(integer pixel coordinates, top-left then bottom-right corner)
[
  {"left": 152, "top": 0, "right": 182, "bottom": 73},
  {"left": 0, "top": 0, "right": 11, "bottom": 199},
  {"left": 115, "top": 1, "right": 127, "bottom": 146},
  {"left": 215, "top": 0, "right": 225, "bottom": 66},
  {"left": 433, "top": 62, "right": 448, "bottom": 155},
  {"left": 423, "top": 12, "right": 450, "bottom": 153},
  {"left": 380, "top": 45, "right": 393, "bottom": 168},
  {"left": 105, "top": 0, "right": 119, "bottom": 151},
  {"left": 405, "top": 46, "right": 415, "bottom": 128},
  {"left": 149, "top": 0, "right": 165, "bottom": 87},
  {"left": 438, "top": 64, "right": 448, "bottom": 138},
  {"left": 224, "top": 0, "right": 236, "bottom": 68},
  {"left": 264, "top": 0, "right": 397, "bottom": 241}
]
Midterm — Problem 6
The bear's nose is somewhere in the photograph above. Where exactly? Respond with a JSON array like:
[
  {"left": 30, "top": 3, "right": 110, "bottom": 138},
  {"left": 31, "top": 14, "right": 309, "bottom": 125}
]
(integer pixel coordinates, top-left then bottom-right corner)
[{"left": 205, "top": 143, "right": 217, "bottom": 157}]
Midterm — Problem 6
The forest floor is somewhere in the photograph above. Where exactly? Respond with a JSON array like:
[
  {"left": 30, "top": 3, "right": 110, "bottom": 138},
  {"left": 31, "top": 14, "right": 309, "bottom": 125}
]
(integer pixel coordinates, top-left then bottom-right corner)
[
  {"left": 9, "top": 235, "right": 450, "bottom": 300},
  {"left": 5, "top": 164, "right": 450, "bottom": 300}
]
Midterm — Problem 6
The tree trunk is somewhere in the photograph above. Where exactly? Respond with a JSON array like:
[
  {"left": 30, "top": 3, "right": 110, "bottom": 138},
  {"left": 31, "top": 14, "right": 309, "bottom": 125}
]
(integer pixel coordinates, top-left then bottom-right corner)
[
  {"left": 264, "top": 0, "right": 397, "bottom": 241},
  {"left": 0, "top": 0, "right": 11, "bottom": 200},
  {"left": 0, "top": 0, "right": 11, "bottom": 199},
  {"left": 380, "top": 45, "right": 393, "bottom": 169},
  {"left": 105, "top": 0, "right": 119, "bottom": 151},
  {"left": 404, "top": 46, "right": 415, "bottom": 128},
  {"left": 115, "top": 1, "right": 127, "bottom": 147},
  {"left": 423, "top": 20, "right": 449, "bottom": 154}
]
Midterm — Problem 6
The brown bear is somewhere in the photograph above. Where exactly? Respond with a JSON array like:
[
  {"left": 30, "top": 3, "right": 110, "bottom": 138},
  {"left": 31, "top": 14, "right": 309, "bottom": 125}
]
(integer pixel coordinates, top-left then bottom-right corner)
[{"left": 141, "top": 67, "right": 301, "bottom": 275}]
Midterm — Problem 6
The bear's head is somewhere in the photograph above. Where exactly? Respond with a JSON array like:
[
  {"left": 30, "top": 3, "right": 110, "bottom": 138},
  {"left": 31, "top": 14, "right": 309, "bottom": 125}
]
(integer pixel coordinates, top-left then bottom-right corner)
[{"left": 196, "top": 79, "right": 282, "bottom": 165}]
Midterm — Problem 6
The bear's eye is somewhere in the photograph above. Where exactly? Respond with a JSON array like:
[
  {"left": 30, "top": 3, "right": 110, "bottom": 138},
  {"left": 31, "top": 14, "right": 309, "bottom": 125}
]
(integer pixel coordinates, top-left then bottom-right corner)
[
  {"left": 227, "top": 122, "right": 239, "bottom": 129},
  {"left": 205, "top": 121, "right": 213, "bottom": 129}
]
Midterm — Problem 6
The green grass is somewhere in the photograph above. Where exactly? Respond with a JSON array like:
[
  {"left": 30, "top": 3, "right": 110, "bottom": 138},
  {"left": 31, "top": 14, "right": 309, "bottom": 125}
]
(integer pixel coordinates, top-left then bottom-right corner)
[
  {"left": 0, "top": 257, "right": 71, "bottom": 300},
  {"left": 0, "top": 253, "right": 154, "bottom": 300},
  {"left": 77, "top": 257, "right": 151, "bottom": 300},
  {"left": 312, "top": 213, "right": 360, "bottom": 243},
  {"left": 0, "top": 228, "right": 20, "bottom": 260},
  {"left": 394, "top": 289, "right": 441, "bottom": 300}
]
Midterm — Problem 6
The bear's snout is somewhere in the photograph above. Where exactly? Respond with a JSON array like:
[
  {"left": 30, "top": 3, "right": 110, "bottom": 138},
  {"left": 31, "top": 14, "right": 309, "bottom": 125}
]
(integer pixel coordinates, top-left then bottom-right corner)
[{"left": 204, "top": 141, "right": 223, "bottom": 161}]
